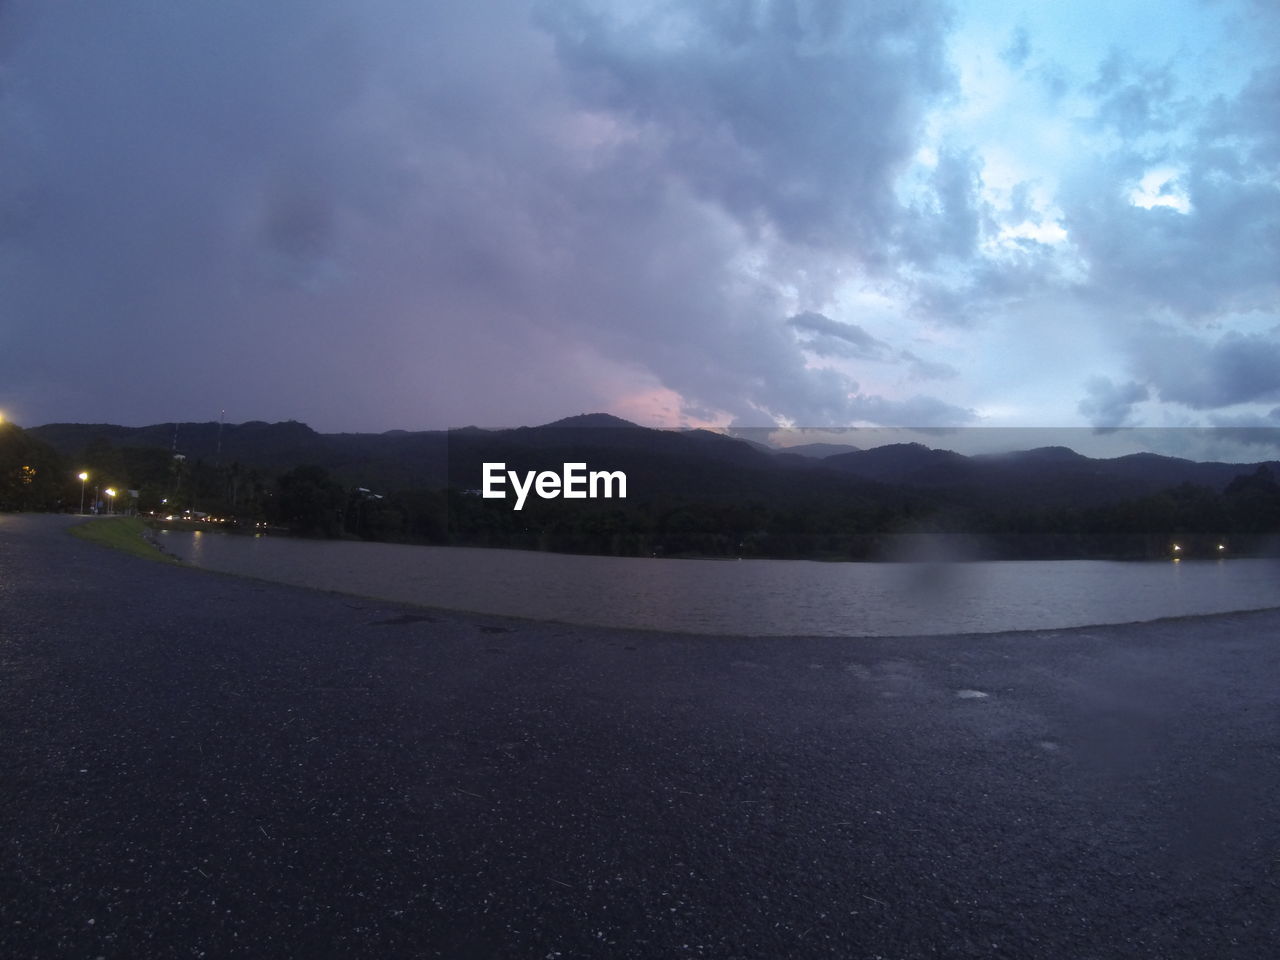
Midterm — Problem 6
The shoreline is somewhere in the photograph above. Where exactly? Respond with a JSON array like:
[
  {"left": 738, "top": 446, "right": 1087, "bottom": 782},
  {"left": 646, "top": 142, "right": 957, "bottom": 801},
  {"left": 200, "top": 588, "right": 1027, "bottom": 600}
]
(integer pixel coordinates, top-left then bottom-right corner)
[
  {"left": 143, "top": 513, "right": 1280, "bottom": 564},
  {"left": 142, "top": 519, "right": 1280, "bottom": 638},
  {"left": 117, "top": 542, "right": 1280, "bottom": 642}
]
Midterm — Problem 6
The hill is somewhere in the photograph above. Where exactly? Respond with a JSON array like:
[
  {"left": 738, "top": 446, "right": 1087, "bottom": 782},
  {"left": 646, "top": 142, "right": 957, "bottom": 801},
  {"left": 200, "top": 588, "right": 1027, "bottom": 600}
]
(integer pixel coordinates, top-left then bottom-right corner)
[{"left": 25, "top": 416, "right": 1280, "bottom": 559}]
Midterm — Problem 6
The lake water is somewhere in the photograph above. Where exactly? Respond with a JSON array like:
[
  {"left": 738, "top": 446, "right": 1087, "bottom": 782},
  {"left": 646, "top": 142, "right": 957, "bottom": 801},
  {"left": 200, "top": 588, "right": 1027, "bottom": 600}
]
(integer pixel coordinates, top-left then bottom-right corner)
[{"left": 154, "top": 530, "right": 1280, "bottom": 636}]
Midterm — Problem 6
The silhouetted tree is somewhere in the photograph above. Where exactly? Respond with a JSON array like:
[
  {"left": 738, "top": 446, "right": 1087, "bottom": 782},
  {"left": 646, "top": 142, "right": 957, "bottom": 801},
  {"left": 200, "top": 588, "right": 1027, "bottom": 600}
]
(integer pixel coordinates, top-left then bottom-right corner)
[{"left": 272, "top": 465, "right": 345, "bottom": 536}]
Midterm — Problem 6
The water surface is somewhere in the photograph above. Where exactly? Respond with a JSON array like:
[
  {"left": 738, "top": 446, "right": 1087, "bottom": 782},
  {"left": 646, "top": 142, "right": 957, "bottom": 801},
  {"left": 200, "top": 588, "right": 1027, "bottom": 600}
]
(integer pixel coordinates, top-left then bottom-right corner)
[{"left": 155, "top": 531, "right": 1280, "bottom": 636}]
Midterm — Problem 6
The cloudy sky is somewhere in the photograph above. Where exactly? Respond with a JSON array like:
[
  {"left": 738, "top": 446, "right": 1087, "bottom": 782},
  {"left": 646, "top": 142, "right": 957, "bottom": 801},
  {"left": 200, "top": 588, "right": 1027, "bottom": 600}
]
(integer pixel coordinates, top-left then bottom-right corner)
[{"left": 1, "top": 0, "right": 1278, "bottom": 453}]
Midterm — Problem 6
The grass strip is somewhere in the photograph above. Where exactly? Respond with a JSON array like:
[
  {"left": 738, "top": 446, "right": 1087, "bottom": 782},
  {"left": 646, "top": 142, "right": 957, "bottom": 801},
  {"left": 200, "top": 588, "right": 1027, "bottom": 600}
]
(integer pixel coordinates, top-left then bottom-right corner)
[{"left": 70, "top": 516, "right": 183, "bottom": 565}]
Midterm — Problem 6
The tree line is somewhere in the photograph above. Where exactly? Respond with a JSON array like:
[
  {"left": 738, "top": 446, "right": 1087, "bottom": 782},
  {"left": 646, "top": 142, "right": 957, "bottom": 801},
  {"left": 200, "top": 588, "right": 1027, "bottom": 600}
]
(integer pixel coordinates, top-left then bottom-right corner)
[{"left": 5, "top": 421, "right": 1278, "bottom": 559}]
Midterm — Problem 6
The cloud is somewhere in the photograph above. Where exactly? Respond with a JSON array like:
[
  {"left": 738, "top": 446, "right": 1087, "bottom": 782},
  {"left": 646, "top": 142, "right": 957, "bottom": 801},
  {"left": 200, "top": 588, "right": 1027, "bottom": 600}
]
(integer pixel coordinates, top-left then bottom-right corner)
[
  {"left": 0, "top": 0, "right": 992, "bottom": 433},
  {"left": 1131, "top": 329, "right": 1280, "bottom": 410},
  {"left": 1078, "top": 376, "right": 1149, "bottom": 429},
  {"left": 1000, "top": 26, "right": 1031, "bottom": 70},
  {"left": 1087, "top": 50, "right": 1187, "bottom": 137},
  {"left": 536, "top": 0, "right": 955, "bottom": 257},
  {"left": 1201, "top": 414, "right": 1280, "bottom": 451},
  {"left": 1, "top": 0, "right": 1274, "bottom": 441},
  {"left": 786, "top": 311, "right": 892, "bottom": 360},
  {"left": 1204, "top": 62, "right": 1280, "bottom": 177},
  {"left": 898, "top": 147, "right": 986, "bottom": 266},
  {"left": 846, "top": 392, "right": 975, "bottom": 428},
  {"left": 900, "top": 350, "right": 959, "bottom": 381},
  {"left": 787, "top": 311, "right": 958, "bottom": 383},
  {"left": 1059, "top": 57, "right": 1280, "bottom": 322}
]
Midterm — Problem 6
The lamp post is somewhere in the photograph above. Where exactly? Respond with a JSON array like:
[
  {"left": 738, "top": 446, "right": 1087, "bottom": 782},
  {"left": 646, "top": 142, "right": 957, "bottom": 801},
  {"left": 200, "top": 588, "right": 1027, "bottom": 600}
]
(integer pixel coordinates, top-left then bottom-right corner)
[
  {"left": 78, "top": 472, "right": 89, "bottom": 515},
  {"left": 105, "top": 488, "right": 116, "bottom": 515}
]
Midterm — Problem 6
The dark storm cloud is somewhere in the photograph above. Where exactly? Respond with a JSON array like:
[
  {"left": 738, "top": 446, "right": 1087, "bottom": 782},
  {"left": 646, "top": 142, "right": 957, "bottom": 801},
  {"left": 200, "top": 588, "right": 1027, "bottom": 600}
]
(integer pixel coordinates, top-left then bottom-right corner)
[
  {"left": 535, "top": 0, "right": 955, "bottom": 258},
  {"left": 1077, "top": 376, "right": 1148, "bottom": 429},
  {"left": 1060, "top": 56, "right": 1280, "bottom": 322},
  {"left": 1206, "top": 63, "right": 1280, "bottom": 174},
  {"left": 908, "top": 239, "right": 1063, "bottom": 328},
  {"left": 1132, "top": 328, "right": 1280, "bottom": 410},
  {"left": 261, "top": 182, "right": 335, "bottom": 265},
  {"left": 1126, "top": 174, "right": 1275, "bottom": 317},
  {"left": 23, "top": 1, "right": 1276, "bottom": 435},
  {"left": 0, "top": 0, "right": 599, "bottom": 427},
  {"left": 786, "top": 311, "right": 892, "bottom": 359},
  {"left": 846, "top": 392, "right": 973, "bottom": 427},
  {"left": 1087, "top": 51, "right": 1187, "bottom": 136},
  {"left": 899, "top": 147, "right": 984, "bottom": 265},
  {"left": 0, "top": 0, "right": 980, "bottom": 431},
  {"left": 786, "top": 311, "right": 957, "bottom": 382}
]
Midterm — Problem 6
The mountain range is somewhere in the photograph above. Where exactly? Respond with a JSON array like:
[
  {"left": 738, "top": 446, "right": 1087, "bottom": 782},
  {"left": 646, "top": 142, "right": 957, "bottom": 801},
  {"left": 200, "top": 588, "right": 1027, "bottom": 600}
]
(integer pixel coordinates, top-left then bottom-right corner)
[{"left": 29, "top": 414, "right": 1280, "bottom": 514}]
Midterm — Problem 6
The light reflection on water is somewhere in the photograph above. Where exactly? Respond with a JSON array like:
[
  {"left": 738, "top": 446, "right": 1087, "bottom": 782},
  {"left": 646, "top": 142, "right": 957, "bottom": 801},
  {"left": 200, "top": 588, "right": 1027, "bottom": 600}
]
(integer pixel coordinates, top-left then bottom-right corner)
[{"left": 156, "top": 531, "right": 1280, "bottom": 636}]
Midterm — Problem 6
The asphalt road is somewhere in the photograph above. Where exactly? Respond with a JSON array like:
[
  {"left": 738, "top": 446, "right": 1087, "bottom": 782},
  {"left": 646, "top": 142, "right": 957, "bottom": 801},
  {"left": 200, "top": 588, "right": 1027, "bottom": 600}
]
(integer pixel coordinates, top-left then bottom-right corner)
[{"left": 2, "top": 513, "right": 1278, "bottom": 958}]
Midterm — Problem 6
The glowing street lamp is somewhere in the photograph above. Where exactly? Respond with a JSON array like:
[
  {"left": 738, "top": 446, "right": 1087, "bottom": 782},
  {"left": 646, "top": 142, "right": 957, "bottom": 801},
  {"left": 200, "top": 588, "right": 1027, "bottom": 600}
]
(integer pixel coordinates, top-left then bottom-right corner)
[
  {"left": 78, "top": 472, "right": 89, "bottom": 515},
  {"left": 105, "top": 488, "right": 116, "bottom": 515}
]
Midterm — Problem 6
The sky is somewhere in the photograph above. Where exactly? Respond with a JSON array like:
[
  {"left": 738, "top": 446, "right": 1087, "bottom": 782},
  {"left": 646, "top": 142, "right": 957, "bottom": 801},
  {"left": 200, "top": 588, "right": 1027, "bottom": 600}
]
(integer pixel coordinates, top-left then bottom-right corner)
[{"left": 1, "top": 0, "right": 1278, "bottom": 458}]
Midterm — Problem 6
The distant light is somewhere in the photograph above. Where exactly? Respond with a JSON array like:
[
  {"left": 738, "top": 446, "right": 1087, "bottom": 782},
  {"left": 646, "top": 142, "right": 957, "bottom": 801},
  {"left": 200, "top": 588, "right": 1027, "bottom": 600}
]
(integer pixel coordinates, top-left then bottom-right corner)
[
  {"left": 1218, "top": 544, "right": 1226, "bottom": 551},
  {"left": 1172, "top": 544, "right": 1181, "bottom": 552},
  {"left": 105, "top": 488, "right": 116, "bottom": 497},
  {"left": 78, "top": 472, "right": 88, "bottom": 481}
]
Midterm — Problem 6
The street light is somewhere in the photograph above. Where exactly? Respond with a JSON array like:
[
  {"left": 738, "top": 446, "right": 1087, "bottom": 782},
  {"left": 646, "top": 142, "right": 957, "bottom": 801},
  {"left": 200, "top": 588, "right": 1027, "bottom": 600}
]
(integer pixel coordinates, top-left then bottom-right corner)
[
  {"left": 105, "top": 488, "right": 116, "bottom": 515},
  {"left": 78, "top": 472, "right": 89, "bottom": 515}
]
